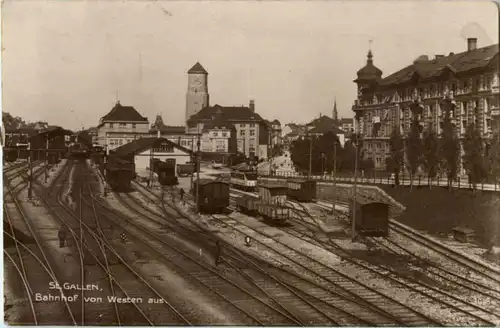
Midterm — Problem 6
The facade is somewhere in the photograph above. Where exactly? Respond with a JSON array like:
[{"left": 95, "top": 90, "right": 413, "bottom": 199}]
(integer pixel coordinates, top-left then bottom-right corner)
[
  {"left": 268, "top": 119, "right": 282, "bottom": 148},
  {"left": 185, "top": 62, "right": 210, "bottom": 126},
  {"left": 352, "top": 38, "right": 500, "bottom": 171},
  {"left": 187, "top": 101, "right": 269, "bottom": 159},
  {"left": 96, "top": 101, "right": 150, "bottom": 150},
  {"left": 339, "top": 118, "right": 354, "bottom": 135}
]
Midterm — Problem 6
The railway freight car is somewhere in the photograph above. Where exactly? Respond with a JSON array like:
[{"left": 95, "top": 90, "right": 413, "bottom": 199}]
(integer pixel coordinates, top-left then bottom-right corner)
[
  {"left": 351, "top": 200, "right": 389, "bottom": 237},
  {"left": 286, "top": 178, "right": 317, "bottom": 202},
  {"left": 157, "top": 159, "right": 178, "bottom": 185},
  {"left": 236, "top": 184, "right": 290, "bottom": 224},
  {"left": 105, "top": 155, "right": 136, "bottom": 191},
  {"left": 192, "top": 179, "right": 229, "bottom": 213},
  {"left": 177, "top": 162, "right": 196, "bottom": 177}
]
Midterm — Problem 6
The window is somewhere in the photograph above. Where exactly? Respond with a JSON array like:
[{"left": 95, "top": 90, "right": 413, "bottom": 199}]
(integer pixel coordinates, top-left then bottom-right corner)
[
  {"left": 109, "top": 123, "right": 114, "bottom": 128},
  {"left": 222, "top": 132, "right": 228, "bottom": 137},
  {"left": 132, "top": 124, "right": 136, "bottom": 129},
  {"left": 249, "top": 130, "right": 255, "bottom": 136},
  {"left": 120, "top": 123, "right": 126, "bottom": 128},
  {"left": 213, "top": 132, "right": 218, "bottom": 137},
  {"left": 240, "top": 130, "right": 246, "bottom": 136},
  {"left": 240, "top": 124, "right": 246, "bottom": 128},
  {"left": 250, "top": 123, "right": 255, "bottom": 128}
]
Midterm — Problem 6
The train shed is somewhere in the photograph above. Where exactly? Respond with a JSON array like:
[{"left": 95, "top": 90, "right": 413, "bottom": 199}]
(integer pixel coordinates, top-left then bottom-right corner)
[{"left": 111, "top": 137, "right": 192, "bottom": 176}]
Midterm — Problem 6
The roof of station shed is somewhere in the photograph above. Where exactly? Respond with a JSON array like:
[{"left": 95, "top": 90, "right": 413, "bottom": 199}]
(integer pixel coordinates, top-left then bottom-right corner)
[
  {"left": 28, "top": 126, "right": 74, "bottom": 140},
  {"left": 111, "top": 137, "right": 193, "bottom": 158}
]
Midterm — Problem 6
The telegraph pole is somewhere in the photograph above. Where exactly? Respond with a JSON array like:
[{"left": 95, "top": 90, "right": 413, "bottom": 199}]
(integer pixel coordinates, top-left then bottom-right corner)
[
  {"left": 332, "top": 141, "right": 337, "bottom": 214},
  {"left": 190, "top": 136, "right": 194, "bottom": 191},
  {"left": 45, "top": 134, "right": 49, "bottom": 183},
  {"left": 351, "top": 140, "right": 359, "bottom": 241},
  {"left": 308, "top": 136, "right": 313, "bottom": 177},
  {"left": 196, "top": 133, "right": 201, "bottom": 213},
  {"left": 28, "top": 141, "right": 33, "bottom": 200}
]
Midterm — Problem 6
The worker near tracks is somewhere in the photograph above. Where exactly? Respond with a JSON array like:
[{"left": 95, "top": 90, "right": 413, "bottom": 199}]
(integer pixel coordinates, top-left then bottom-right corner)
[
  {"left": 58, "top": 225, "right": 69, "bottom": 248},
  {"left": 179, "top": 188, "right": 185, "bottom": 201},
  {"left": 214, "top": 240, "right": 222, "bottom": 266},
  {"left": 146, "top": 179, "right": 150, "bottom": 188}
]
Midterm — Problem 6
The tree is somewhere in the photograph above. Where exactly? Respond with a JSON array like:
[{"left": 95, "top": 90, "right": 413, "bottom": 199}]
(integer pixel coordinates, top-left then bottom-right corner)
[
  {"left": 290, "top": 132, "right": 343, "bottom": 174},
  {"left": 462, "top": 123, "right": 488, "bottom": 190},
  {"left": 2, "top": 112, "right": 25, "bottom": 130},
  {"left": 405, "top": 118, "right": 423, "bottom": 190},
  {"left": 486, "top": 132, "right": 500, "bottom": 184},
  {"left": 440, "top": 108, "right": 460, "bottom": 190},
  {"left": 388, "top": 127, "right": 404, "bottom": 186},
  {"left": 422, "top": 129, "right": 439, "bottom": 187}
]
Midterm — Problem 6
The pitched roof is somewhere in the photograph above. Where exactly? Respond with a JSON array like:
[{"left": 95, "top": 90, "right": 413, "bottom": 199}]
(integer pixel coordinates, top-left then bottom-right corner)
[
  {"left": 187, "top": 62, "right": 208, "bottom": 74},
  {"left": 100, "top": 101, "right": 149, "bottom": 122},
  {"left": 308, "top": 119, "right": 345, "bottom": 135},
  {"left": 28, "top": 126, "right": 74, "bottom": 140},
  {"left": 188, "top": 104, "right": 264, "bottom": 123},
  {"left": 112, "top": 137, "right": 192, "bottom": 157},
  {"left": 307, "top": 115, "right": 336, "bottom": 127},
  {"left": 271, "top": 119, "right": 281, "bottom": 125},
  {"left": 339, "top": 118, "right": 353, "bottom": 124},
  {"left": 381, "top": 44, "right": 498, "bottom": 86},
  {"left": 202, "top": 119, "right": 234, "bottom": 131}
]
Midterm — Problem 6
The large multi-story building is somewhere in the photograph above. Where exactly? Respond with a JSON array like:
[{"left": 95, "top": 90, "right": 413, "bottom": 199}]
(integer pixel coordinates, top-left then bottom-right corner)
[
  {"left": 187, "top": 102, "right": 268, "bottom": 159},
  {"left": 184, "top": 62, "right": 270, "bottom": 159},
  {"left": 352, "top": 38, "right": 499, "bottom": 171},
  {"left": 96, "top": 101, "right": 150, "bottom": 150}
]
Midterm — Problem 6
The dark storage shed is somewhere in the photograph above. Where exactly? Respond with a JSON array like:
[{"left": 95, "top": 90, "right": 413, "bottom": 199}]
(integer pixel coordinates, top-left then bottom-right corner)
[{"left": 351, "top": 200, "right": 389, "bottom": 237}]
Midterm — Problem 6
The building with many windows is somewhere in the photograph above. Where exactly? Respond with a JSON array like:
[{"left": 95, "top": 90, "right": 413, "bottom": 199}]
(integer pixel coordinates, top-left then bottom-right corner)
[
  {"left": 187, "top": 101, "right": 269, "bottom": 159},
  {"left": 352, "top": 38, "right": 499, "bottom": 171},
  {"left": 96, "top": 101, "right": 150, "bottom": 150}
]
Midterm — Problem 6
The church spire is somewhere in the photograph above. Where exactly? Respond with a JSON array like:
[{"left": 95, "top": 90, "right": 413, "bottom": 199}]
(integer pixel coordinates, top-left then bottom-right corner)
[{"left": 332, "top": 97, "right": 338, "bottom": 121}]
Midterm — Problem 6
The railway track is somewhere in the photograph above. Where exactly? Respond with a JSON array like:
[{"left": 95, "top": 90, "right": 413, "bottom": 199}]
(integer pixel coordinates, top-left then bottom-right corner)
[
  {"left": 141, "top": 183, "right": 444, "bottom": 326},
  {"left": 58, "top": 161, "right": 191, "bottom": 325},
  {"left": 95, "top": 186, "right": 298, "bottom": 325},
  {"left": 314, "top": 198, "right": 500, "bottom": 287},
  {"left": 132, "top": 182, "right": 394, "bottom": 326},
  {"left": 3, "top": 170, "right": 77, "bottom": 325},
  {"left": 286, "top": 202, "right": 500, "bottom": 326}
]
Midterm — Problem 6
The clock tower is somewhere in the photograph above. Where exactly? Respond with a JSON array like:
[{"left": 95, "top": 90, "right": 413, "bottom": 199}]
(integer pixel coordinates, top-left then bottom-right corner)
[{"left": 186, "top": 62, "right": 209, "bottom": 124}]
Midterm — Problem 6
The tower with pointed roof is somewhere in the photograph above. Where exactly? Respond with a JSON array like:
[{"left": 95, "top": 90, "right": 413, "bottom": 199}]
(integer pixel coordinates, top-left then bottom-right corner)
[
  {"left": 186, "top": 62, "right": 209, "bottom": 126},
  {"left": 332, "top": 98, "right": 338, "bottom": 122}
]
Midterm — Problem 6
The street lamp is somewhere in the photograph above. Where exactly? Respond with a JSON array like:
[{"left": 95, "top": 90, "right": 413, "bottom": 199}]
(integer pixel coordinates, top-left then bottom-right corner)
[
  {"left": 320, "top": 152, "right": 325, "bottom": 176},
  {"left": 28, "top": 141, "right": 33, "bottom": 200}
]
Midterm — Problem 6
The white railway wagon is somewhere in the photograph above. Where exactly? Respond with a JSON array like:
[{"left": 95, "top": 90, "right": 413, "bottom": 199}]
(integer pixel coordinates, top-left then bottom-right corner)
[{"left": 230, "top": 170, "right": 258, "bottom": 191}]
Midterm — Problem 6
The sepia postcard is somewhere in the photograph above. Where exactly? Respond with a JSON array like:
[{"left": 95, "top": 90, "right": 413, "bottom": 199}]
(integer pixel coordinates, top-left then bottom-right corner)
[{"left": 2, "top": 0, "right": 500, "bottom": 326}]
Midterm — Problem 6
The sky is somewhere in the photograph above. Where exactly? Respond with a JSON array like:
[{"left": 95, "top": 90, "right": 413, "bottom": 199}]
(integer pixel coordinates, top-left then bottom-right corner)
[{"left": 1, "top": 0, "right": 498, "bottom": 131}]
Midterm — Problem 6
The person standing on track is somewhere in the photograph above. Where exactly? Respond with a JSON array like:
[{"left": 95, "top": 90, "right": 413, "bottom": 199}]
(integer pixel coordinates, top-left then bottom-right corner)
[
  {"left": 180, "top": 188, "right": 185, "bottom": 202},
  {"left": 214, "top": 240, "right": 222, "bottom": 266},
  {"left": 58, "top": 225, "right": 68, "bottom": 248}
]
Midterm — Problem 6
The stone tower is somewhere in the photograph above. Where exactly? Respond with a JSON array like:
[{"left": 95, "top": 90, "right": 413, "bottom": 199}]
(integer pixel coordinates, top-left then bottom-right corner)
[
  {"left": 185, "top": 62, "right": 209, "bottom": 124},
  {"left": 332, "top": 98, "right": 338, "bottom": 121}
]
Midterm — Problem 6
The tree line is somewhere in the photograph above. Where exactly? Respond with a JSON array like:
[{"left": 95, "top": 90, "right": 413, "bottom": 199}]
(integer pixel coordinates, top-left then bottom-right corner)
[{"left": 289, "top": 115, "right": 500, "bottom": 190}]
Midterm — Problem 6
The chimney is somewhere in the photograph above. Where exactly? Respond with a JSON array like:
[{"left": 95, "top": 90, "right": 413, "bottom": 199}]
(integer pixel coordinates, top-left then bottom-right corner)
[
  {"left": 249, "top": 100, "right": 255, "bottom": 112},
  {"left": 467, "top": 38, "right": 477, "bottom": 51}
]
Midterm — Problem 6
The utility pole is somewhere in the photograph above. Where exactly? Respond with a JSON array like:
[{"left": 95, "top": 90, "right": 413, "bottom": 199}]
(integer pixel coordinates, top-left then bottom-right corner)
[
  {"left": 351, "top": 140, "right": 359, "bottom": 241},
  {"left": 332, "top": 141, "right": 337, "bottom": 214},
  {"left": 190, "top": 136, "right": 194, "bottom": 192},
  {"left": 28, "top": 141, "right": 33, "bottom": 200},
  {"left": 308, "top": 136, "right": 313, "bottom": 177},
  {"left": 45, "top": 134, "right": 49, "bottom": 183},
  {"left": 196, "top": 132, "right": 201, "bottom": 213}
]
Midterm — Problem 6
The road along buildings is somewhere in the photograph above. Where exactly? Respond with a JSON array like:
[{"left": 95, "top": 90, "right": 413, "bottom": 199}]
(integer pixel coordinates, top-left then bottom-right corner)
[{"left": 352, "top": 38, "right": 499, "bottom": 171}]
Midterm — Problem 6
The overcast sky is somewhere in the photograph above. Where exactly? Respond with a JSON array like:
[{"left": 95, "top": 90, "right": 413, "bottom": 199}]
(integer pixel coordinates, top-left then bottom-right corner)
[{"left": 1, "top": 0, "right": 498, "bottom": 131}]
